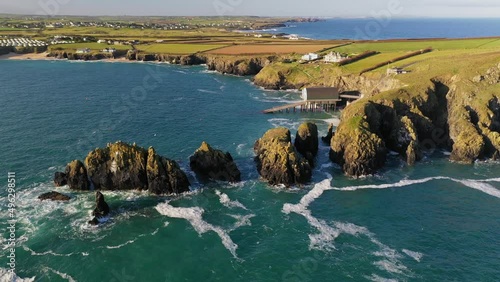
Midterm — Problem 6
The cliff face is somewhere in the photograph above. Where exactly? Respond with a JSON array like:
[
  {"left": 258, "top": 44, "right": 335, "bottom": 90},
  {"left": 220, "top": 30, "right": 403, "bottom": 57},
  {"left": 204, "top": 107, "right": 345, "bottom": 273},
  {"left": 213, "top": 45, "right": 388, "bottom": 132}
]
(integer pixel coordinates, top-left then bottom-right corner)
[
  {"left": 253, "top": 64, "right": 401, "bottom": 93},
  {"left": 205, "top": 55, "right": 276, "bottom": 76},
  {"left": 330, "top": 62, "right": 500, "bottom": 176}
]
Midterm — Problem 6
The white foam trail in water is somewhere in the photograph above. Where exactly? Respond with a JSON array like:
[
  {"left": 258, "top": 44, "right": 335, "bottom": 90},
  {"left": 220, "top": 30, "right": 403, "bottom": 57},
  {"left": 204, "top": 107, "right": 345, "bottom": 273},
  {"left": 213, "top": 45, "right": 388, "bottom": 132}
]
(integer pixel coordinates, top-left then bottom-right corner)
[
  {"left": 283, "top": 179, "right": 340, "bottom": 251},
  {"left": 215, "top": 190, "right": 248, "bottom": 210},
  {"left": 402, "top": 249, "right": 424, "bottom": 262},
  {"left": 283, "top": 177, "right": 412, "bottom": 277},
  {"left": 22, "top": 246, "right": 86, "bottom": 257},
  {"left": 332, "top": 176, "right": 500, "bottom": 199},
  {"left": 44, "top": 267, "right": 77, "bottom": 282},
  {"left": 268, "top": 118, "right": 300, "bottom": 130},
  {"left": 0, "top": 268, "right": 35, "bottom": 282},
  {"left": 155, "top": 202, "right": 238, "bottom": 258},
  {"left": 366, "top": 274, "right": 398, "bottom": 282},
  {"left": 228, "top": 214, "right": 255, "bottom": 232},
  {"left": 197, "top": 89, "right": 219, "bottom": 94}
]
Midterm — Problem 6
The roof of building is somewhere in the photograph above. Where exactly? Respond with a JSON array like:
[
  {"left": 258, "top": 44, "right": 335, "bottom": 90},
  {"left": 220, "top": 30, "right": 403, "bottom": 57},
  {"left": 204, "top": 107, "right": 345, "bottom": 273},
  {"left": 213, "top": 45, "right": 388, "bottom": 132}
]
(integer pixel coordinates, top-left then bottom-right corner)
[{"left": 303, "top": 87, "right": 340, "bottom": 100}]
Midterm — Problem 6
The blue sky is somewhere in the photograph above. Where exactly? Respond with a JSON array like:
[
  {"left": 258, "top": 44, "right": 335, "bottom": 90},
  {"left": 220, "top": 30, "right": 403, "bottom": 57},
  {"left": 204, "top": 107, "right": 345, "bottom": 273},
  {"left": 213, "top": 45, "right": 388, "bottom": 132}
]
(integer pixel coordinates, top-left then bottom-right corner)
[{"left": 1, "top": 0, "right": 499, "bottom": 17}]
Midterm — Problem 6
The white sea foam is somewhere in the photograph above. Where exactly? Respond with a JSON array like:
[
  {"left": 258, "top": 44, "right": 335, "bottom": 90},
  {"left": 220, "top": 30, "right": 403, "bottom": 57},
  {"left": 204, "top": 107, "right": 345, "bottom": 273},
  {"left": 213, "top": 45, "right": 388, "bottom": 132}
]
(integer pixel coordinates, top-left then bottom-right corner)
[
  {"left": 155, "top": 202, "right": 238, "bottom": 258},
  {"left": 366, "top": 274, "right": 398, "bottom": 282},
  {"left": 283, "top": 177, "right": 413, "bottom": 277},
  {"left": 215, "top": 190, "right": 248, "bottom": 210},
  {"left": 106, "top": 236, "right": 143, "bottom": 249},
  {"left": 0, "top": 268, "right": 35, "bottom": 282},
  {"left": 197, "top": 89, "right": 219, "bottom": 94},
  {"left": 402, "top": 249, "right": 424, "bottom": 262},
  {"left": 331, "top": 176, "right": 500, "bottom": 199},
  {"left": 268, "top": 118, "right": 300, "bottom": 130},
  {"left": 43, "top": 267, "right": 77, "bottom": 282},
  {"left": 228, "top": 214, "right": 255, "bottom": 231},
  {"left": 22, "top": 246, "right": 85, "bottom": 257}
]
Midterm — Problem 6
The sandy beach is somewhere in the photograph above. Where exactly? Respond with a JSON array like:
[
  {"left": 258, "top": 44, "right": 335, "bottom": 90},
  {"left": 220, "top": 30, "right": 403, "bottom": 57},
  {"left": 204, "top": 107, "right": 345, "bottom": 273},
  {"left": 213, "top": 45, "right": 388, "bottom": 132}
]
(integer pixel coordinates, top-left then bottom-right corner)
[{"left": 0, "top": 52, "right": 53, "bottom": 60}]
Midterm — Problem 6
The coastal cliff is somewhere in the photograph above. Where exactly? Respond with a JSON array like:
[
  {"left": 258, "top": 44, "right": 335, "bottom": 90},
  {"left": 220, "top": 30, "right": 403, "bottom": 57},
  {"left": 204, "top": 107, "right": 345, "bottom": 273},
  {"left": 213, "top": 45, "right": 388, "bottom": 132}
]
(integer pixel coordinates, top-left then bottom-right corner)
[{"left": 330, "top": 62, "right": 500, "bottom": 176}]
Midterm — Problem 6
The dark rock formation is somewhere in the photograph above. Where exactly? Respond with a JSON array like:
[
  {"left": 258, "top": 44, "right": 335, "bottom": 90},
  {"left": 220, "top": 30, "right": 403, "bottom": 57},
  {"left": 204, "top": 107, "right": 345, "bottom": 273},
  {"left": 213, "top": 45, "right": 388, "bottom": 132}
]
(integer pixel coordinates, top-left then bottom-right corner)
[
  {"left": 294, "top": 122, "right": 319, "bottom": 166},
  {"left": 146, "top": 147, "right": 191, "bottom": 195},
  {"left": 65, "top": 160, "right": 90, "bottom": 190},
  {"left": 53, "top": 172, "right": 68, "bottom": 187},
  {"left": 88, "top": 191, "right": 110, "bottom": 225},
  {"left": 38, "top": 191, "right": 71, "bottom": 201},
  {"left": 206, "top": 56, "right": 276, "bottom": 76},
  {"left": 55, "top": 142, "right": 190, "bottom": 195},
  {"left": 189, "top": 142, "right": 241, "bottom": 182},
  {"left": 321, "top": 123, "right": 335, "bottom": 145},
  {"left": 254, "top": 128, "right": 312, "bottom": 186},
  {"left": 85, "top": 142, "right": 149, "bottom": 191}
]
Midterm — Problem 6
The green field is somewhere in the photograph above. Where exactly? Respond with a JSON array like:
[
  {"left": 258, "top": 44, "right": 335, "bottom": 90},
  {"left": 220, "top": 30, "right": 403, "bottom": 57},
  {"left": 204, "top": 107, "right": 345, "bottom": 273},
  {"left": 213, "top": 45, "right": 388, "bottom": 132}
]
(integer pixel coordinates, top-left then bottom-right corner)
[
  {"left": 135, "top": 43, "right": 227, "bottom": 54},
  {"left": 48, "top": 43, "right": 131, "bottom": 52}
]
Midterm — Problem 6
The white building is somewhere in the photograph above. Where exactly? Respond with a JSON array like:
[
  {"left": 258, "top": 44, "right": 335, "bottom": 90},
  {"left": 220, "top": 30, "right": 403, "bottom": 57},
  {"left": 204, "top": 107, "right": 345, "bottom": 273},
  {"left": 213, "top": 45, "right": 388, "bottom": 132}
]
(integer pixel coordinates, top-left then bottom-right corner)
[
  {"left": 289, "top": 35, "right": 299, "bottom": 40},
  {"left": 101, "top": 47, "right": 116, "bottom": 53},
  {"left": 324, "top": 52, "right": 347, "bottom": 63},
  {"left": 97, "top": 39, "right": 107, "bottom": 44},
  {"left": 301, "top": 53, "right": 319, "bottom": 61},
  {"left": 76, "top": 48, "right": 91, "bottom": 54}
]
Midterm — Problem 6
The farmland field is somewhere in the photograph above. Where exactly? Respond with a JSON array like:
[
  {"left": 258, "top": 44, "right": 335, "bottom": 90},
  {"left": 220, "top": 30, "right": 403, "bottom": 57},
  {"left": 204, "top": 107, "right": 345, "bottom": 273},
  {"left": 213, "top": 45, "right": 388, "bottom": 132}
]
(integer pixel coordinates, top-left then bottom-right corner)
[
  {"left": 135, "top": 43, "right": 227, "bottom": 54},
  {"left": 48, "top": 43, "right": 132, "bottom": 52},
  {"left": 207, "top": 44, "right": 337, "bottom": 54}
]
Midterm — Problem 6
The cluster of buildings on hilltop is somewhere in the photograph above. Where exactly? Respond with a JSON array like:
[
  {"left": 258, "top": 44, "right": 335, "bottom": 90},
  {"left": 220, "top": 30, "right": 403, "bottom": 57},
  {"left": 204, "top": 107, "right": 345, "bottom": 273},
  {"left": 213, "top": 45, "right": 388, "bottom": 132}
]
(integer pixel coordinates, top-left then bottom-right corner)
[
  {"left": 301, "top": 51, "right": 348, "bottom": 63},
  {"left": 0, "top": 38, "right": 48, "bottom": 47}
]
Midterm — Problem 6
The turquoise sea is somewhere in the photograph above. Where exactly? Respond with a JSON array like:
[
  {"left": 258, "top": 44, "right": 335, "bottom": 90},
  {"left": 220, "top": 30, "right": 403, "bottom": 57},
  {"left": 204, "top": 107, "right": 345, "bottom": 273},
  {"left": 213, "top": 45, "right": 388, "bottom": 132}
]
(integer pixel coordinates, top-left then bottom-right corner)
[{"left": 0, "top": 60, "right": 499, "bottom": 281}]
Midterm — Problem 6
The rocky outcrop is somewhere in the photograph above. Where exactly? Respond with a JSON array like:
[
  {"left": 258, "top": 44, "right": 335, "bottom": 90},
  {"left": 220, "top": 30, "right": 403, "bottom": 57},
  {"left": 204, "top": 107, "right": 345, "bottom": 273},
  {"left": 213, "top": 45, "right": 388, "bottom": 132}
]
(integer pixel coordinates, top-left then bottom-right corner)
[
  {"left": 38, "top": 191, "right": 71, "bottom": 201},
  {"left": 53, "top": 172, "right": 67, "bottom": 187},
  {"left": 48, "top": 51, "right": 119, "bottom": 61},
  {"left": 56, "top": 142, "right": 190, "bottom": 195},
  {"left": 330, "top": 62, "right": 500, "bottom": 176},
  {"left": 205, "top": 56, "right": 276, "bottom": 76},
  {"left": 85, "top": 142, "right": 149, "bottom": 191},
  {"left": 294, "top": 122, "right": 319, "bottom": 166},
  {"left": 321, "top": 123, "right": 335, "bottom": 145},
  {"left": 146, "top": 147, "right": 191, "bottom": 195},
  {"left": 189, "top": 142, "right": 241, "bottom": 182},
  {"left": 254, "top": 128, "right": 312, "bottom": 186},
  {"left": 65, "top": 160, "right": 90, "bottom": 190},
  {"left": 88, "top": 191, "right": 110, "bottom": 225}
]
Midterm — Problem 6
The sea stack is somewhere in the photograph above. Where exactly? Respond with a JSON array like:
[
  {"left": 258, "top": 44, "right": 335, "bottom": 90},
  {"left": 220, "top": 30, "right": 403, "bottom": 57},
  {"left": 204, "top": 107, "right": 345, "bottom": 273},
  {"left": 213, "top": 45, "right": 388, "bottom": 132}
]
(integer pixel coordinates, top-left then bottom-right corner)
[
  {"left": 294, "top": 122, "right": 319, "bottom": 166},
  {"left": 254, "top": 127, "right": 312, "bottom": 187},
  {"left": 88, "top": 191, "right": 110, "bottom": 225},
  {"left": 38, "top": 191, "right": 71, "bottom": 201},
  {"left": 189, "top": 142, "right": 241, "bottom": 182}
]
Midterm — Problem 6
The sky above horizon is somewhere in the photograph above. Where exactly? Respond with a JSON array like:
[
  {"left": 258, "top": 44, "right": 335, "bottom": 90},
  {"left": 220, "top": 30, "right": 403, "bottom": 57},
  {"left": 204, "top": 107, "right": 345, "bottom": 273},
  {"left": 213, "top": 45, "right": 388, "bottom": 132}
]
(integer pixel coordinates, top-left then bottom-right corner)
[{"left": 1, "top": 0, "right": 499, "bottom": 18}]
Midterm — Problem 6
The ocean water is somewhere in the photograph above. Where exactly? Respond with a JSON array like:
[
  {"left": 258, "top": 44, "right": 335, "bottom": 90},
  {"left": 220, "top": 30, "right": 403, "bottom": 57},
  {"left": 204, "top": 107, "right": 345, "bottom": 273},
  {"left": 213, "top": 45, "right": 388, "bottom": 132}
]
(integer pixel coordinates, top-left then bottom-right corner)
[
  {"left": 0, "top": 60, "right": 499, "bottom": 282},
  {"left": 260, "top": 18, "right": 500, "bottom": 40}
]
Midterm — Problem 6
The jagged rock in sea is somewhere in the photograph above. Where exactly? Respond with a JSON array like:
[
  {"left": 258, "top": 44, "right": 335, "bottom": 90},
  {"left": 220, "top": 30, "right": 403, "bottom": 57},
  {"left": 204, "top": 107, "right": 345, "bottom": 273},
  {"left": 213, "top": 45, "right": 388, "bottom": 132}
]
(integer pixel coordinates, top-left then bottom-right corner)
[
  {"left": 254, "top": 127, "right": 312, "bottom": 186},
  {"left": 146, "top": 147, "right": 191, "bottom": 195},
  {"left": 38, "top": 191, "right": 71, "bottom": 201},
  {"left": 53, "top": 172, "right": 68, "bottom": 187},
  {"left": 65, "top": 160, "right": 91, "bottom": 190},
  {"left": 294, "top": 122, "right": 319, "bottom": 166},
  {"left": 321, "top": 123, "right": 335, "bottom": 145},
  {"left": 81, "top": 142, "right": 190, "bottom": 194},
  {"left": 189, "top": 142, "right": 241, "bottom": 182},
  {"left": 85, "top": 142, "right": 149, "bottom": 191},
  {"left": 88, "top": 191, "right": 110, "bottom": 225}
]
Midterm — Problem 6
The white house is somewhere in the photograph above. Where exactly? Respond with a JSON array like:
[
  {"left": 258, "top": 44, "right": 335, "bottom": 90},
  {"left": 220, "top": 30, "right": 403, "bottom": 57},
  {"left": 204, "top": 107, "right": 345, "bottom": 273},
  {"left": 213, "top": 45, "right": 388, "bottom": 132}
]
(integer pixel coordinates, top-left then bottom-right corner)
[
  {"left": 289, "top": 35, "right": 299, "bottom": 40},
  {"left": 76, "top": 48, "right": 91, "bottom": 54},
  {"left": 101, "top": 47, "right": 116, "bottom": 53},
  {"left": 97, "top": 39, "right": 107, "bottom": 44},
  {"left": 324, "top": 51, "right": 347, "bottom": 63},
  {"left": 301, "top": 53, "right": 319, "bottom": 61}
]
